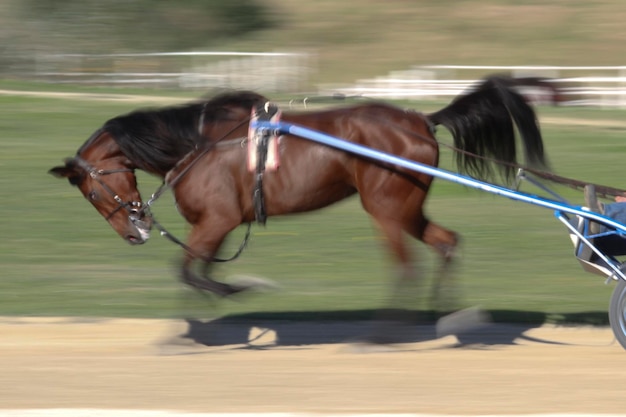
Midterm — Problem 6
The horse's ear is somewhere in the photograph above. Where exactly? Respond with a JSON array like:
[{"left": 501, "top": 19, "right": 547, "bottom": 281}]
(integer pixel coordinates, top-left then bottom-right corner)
[
  {"left": 49, "top": 158, "right": 82, "bottom": 185},
  {"left": 49, "top": 165, "right": 74, "bottom": 178}
]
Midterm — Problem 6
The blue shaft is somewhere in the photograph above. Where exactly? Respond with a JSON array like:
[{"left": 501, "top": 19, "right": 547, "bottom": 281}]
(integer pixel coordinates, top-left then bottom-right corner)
[{"left": 252, "top": 120, "right": 626, "bottom": 234}]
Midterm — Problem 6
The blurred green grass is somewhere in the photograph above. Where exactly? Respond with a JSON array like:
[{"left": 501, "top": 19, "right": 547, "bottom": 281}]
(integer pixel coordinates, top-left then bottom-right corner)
[{"left": 2, "top": 90, "right": 626, "bottom": 323}]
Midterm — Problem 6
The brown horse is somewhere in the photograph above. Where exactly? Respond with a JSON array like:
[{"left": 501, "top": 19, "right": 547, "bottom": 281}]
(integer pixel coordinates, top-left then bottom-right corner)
[{"left": 49, "top": 76, "right": 550, "bottom": 307}]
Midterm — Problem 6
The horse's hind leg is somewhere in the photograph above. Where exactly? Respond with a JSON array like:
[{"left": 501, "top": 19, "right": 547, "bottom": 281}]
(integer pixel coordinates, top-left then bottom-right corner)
[
  {"left": 369, "top": 217, "right": 423, "bottom": 322},
  {"left": 371, "top": 207, "right": 461, "bottom": 312},
  {"left": 416, "top": 218, "right": 462, "bottom": 313}
]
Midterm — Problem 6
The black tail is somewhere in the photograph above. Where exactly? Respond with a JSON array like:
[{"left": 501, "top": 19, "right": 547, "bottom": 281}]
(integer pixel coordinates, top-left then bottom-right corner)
[{"left": 427, "top": 75, "right": 550, "bottom": 183}]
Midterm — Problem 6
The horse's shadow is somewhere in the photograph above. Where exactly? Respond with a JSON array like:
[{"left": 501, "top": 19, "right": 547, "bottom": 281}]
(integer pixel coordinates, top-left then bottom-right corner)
[{"left": 160, "top": 309, "right": 608, "bottom": 350}]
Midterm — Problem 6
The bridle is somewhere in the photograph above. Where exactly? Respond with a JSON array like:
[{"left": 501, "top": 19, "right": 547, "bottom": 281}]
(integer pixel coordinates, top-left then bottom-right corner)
[{"left": 70, "top": 156, "right": 143, "bottom": 221}]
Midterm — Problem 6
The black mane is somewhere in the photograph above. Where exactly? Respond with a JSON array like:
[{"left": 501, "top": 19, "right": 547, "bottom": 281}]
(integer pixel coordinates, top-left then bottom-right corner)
[{"left": 102, "top": 90, "right": 267, "bottom": 175}]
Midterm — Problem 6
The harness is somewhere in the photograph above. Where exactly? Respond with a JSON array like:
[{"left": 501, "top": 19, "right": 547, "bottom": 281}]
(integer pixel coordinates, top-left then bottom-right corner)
[{"left": 249, "top": 102, "right": 281, "bottom": 225}]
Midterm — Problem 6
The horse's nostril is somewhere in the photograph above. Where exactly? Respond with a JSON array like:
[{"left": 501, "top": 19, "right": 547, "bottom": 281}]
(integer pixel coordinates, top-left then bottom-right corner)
[{"left": 126, "top": 234, "right": 145, "bottom": 245}]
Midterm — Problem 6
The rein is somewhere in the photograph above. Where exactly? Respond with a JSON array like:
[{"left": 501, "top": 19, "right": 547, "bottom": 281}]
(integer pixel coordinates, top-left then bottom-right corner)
[
  {"left": 151, "top": 217, "right": 252, "bottom": 264},
  {"left": 516, "top": 167, "right": 626, "bottom": 199}
]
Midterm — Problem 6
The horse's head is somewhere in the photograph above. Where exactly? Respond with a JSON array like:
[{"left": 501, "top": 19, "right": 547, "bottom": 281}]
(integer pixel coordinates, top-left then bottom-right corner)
[{"left": 49, "top": 131, "right": 152, "bottom": 245}]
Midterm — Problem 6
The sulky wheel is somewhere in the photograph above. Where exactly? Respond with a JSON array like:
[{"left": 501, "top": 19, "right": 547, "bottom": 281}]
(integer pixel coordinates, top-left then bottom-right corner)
[{"left": 609, "top": 277, "right": 626, "bottom": 350}]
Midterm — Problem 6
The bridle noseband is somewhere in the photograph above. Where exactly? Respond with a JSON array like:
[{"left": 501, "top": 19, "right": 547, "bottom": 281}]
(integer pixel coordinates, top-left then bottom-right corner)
[{"left": 71, "top": 156, "right": 143, "bottom": 220}]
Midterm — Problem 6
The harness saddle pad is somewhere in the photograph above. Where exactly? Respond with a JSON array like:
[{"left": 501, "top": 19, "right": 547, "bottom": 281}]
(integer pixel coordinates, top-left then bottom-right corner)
[{"left": 247, "top": 104, "right": 281, "bottom": 172}]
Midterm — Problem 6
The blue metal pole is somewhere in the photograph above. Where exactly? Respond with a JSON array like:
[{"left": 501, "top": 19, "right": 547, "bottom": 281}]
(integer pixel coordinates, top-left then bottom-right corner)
[{"left": 251, "top": 120, "right": 626, "bottom": 235}]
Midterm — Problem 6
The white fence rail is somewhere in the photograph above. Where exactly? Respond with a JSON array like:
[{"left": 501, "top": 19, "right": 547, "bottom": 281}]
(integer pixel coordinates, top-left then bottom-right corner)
[
  {"left": 30, "top": 57, "right": 626, "bottom": 108},
  {"left": 320, "top": 65, "right": 626, "bottom": 108},
  {"left": 34, "top": 51, "right": 311, "bottom": 93}
]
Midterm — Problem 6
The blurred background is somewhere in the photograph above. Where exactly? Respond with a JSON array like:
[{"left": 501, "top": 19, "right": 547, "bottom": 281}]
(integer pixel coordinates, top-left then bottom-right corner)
[
  {"left": 1, "top": 0, "right": 625, "bottom": 105},
  {"left": 2, "top": 0, "right": 626, "bottom": 322}
]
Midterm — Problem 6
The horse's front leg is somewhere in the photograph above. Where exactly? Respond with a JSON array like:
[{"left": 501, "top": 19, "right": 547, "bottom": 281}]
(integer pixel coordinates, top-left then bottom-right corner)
[
  {"left": 179, "top": 224, "right": 248, "bottom": 297},
  {"left": 181, "top": 257, "right": 246, "bottom": 297}
]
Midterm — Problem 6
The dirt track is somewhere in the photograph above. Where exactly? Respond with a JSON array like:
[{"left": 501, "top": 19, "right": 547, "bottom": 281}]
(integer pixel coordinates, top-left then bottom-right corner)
[{"left": 2, "top": 317, "right": 626, "bottom": 415}]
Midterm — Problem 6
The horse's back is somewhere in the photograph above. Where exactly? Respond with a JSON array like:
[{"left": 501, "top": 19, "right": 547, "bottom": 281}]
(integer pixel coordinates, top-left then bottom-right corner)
[{"left": 283, "top": 102, "right": 437, "bottom": 151}]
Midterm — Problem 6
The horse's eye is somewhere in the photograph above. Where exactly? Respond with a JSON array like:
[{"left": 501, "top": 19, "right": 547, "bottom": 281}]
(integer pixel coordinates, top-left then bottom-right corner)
[{"left": 88, "top": 191, "right": 98, "bottom": 200}]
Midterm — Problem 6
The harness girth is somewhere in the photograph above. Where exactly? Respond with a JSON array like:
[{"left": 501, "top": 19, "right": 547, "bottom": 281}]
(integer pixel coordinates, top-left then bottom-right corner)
[{"left": 251, "top": 102, "right": 280, "bottom": 225}]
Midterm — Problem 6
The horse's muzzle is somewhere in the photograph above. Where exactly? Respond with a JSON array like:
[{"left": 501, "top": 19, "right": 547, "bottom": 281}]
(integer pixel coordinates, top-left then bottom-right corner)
[{"left": 127, "top": 212, "right": 153, "bottom": 245}]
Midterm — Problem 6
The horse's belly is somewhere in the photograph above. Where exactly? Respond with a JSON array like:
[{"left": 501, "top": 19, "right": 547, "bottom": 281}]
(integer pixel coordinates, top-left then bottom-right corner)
[{"left": 262, "top": 171, "right": 356, "bottom": 215}]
